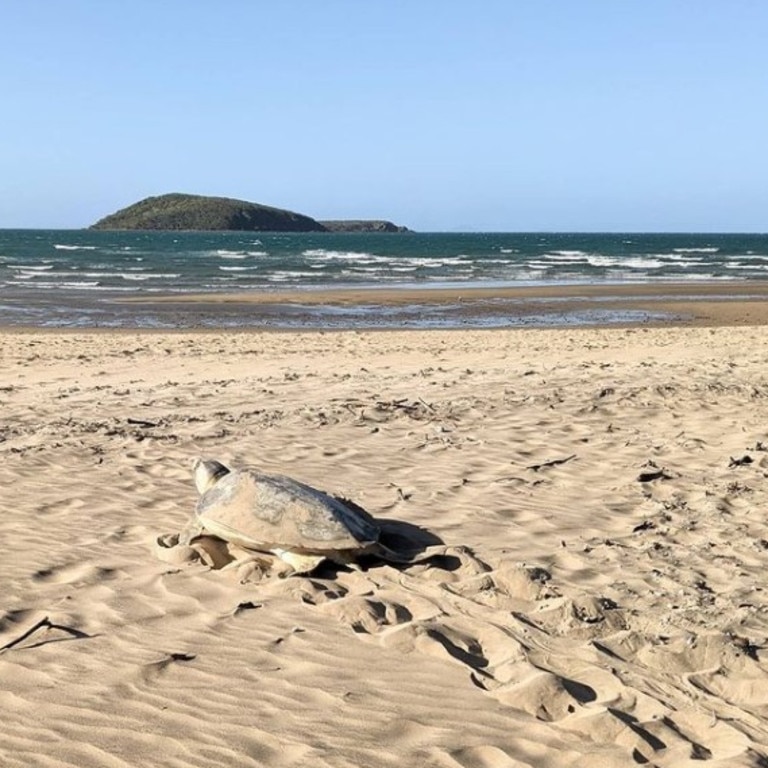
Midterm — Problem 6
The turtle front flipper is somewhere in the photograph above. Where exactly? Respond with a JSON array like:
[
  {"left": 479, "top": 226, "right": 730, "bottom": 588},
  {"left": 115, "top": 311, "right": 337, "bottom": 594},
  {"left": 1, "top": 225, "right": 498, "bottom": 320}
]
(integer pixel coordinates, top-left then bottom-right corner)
[{"left": 178, "top": 515, "right": 205, "bottom": 546}]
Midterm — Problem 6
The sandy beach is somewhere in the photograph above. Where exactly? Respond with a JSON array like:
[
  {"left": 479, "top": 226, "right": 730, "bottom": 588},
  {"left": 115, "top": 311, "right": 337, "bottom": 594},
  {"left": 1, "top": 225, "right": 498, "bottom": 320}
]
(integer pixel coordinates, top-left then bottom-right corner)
[{"left": 5, "top": 313, "right": 768, "bottom": 766}]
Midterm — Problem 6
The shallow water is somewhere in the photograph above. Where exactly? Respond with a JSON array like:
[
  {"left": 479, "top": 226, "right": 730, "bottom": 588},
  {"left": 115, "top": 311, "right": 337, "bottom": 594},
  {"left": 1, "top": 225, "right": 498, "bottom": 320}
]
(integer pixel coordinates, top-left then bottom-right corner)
[{"left": 2, "top": 229, "right": 766, "bottom": 328}]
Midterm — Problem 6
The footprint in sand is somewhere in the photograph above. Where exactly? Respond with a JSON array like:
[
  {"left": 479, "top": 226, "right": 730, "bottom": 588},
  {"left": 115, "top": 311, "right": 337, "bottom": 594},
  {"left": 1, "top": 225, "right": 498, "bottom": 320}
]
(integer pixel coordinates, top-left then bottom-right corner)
[
  {"left": 31, "top": 562, "right": 118, "bottom": 586},
  {"left": 326, "top": 596, "right": 413, "bottom": 635},
  {"left": 489, "top": 665, "right": 597, "bottom": 721},
  {"left": 138, "top": 652, "right": 196, "bottom": 684}
]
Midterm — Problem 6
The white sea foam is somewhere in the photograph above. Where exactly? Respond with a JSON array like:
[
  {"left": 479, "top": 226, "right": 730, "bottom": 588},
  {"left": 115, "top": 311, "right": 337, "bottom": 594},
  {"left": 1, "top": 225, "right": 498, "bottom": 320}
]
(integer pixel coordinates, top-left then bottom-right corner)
[
  {"left": 672, "top": 247, "right": 720, "bottom": 254},
  {"left": 585, "top": 255, "right": 665, "bottom": 269},
  {"left": 550, "top": 250, "right": 590, "bottom": 259},
  {"left": 526, "top": 260, "right": 562, "bottom": 269},
  {"left": 18, "top": 280, "right": 101, "bottom": 289},
  {"left": 77, "top": 271, "right": 181, "bottom": 280},
  {"left": 532, "top": 257, "right": 589, "bottom": 267},
  {"left": 725, "top": 252, "right": 768, "bottom": 260},
  {"left": 237, "top": 269, "right": 317, "bottom": 287},
  {"left": 686, "top": 274, "right": 737, "bottom": 280},
  {"left": 302, "top": 249, "right": 378, "bottom": 261},
  {"left": 8, "top": 264, "right": 53, "bottom": 271},
  {"left": 583, "top": 255, "right": 616, "bottom": 267},
  {"left": 625, "top": 257, "right": 665, "bottom": 269},
  {"left": 397, "top": 256, "right": 472, "bottom": 268},
  {"left": 264, "top": 271, "right": 320, "bottom": 281},
  {"left": 121, "top": 273, "right": 181, "bottom": 281},
  {"left": 13, "top": 270, "right": 71, "bottom": 278},
  {"left": 662, "top": 252, "right": 706, "bottom": 262},
  {"left": 54, "top": 244, "right": 98, "bottom": 251},
  {"left": 78, "top": 271, "right": 129, "bottom": 278},
  {"left": 217, "top": 250, "right": 249, "bottom": 258},
  {"left": 499, "top": 248, "right": 519, "bottom": 254}
]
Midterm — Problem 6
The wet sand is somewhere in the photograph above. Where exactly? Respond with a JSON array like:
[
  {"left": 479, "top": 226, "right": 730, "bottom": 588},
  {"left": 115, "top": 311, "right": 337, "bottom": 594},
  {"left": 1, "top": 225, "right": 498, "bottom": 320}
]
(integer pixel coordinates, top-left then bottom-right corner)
[
  {"left": 113, "top": 280, "right": 768, "bottom": 327},
  {"left": 6, "top": 280, "right": 768, "bottom": 329}
]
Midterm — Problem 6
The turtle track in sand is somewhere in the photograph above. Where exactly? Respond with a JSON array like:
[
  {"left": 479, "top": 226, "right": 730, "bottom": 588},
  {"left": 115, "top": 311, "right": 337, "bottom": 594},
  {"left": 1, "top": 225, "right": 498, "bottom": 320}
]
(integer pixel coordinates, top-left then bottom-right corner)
[{"left": 252, "top": 541, "right": 765, "bottom": 766}]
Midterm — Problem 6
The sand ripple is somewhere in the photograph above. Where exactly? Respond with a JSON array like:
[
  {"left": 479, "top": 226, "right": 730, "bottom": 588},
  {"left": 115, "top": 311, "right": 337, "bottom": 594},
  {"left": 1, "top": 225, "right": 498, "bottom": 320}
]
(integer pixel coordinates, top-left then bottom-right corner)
[{"left": 4, "top": 327, "right": 768, "bottom": 766}]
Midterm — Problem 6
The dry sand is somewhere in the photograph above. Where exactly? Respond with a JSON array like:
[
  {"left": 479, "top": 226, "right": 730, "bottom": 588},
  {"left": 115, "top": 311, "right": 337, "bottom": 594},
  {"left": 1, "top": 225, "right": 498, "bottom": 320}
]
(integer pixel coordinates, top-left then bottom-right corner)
[{"left": 4, "top": 321, "right": 768, "bottom": 766}]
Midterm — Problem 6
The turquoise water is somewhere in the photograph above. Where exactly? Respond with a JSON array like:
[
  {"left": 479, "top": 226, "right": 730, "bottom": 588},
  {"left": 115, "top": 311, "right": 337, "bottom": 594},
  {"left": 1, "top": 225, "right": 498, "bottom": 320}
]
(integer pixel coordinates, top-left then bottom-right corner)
[{"left": 1, "top": 230, "right": 767, "bottom": 328}]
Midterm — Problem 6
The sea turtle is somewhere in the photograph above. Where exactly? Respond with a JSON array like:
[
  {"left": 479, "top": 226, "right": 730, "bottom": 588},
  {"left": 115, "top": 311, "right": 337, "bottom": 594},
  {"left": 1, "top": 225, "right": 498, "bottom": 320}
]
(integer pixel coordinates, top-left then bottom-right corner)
[{"left": 158, "top": 457, "right": 436, "bottom": 576}]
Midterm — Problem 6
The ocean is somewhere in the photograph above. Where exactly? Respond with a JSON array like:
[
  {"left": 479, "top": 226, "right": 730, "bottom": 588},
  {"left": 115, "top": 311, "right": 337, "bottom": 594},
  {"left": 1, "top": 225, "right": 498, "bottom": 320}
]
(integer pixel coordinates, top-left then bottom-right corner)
[{"left": 1, "top": 229, "right": 767, "bottom": 329}]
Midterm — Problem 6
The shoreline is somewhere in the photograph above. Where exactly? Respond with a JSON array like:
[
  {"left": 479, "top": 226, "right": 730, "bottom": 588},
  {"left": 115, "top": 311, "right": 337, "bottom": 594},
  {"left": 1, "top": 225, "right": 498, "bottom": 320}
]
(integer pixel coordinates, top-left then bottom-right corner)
[
  {"left": 5, "top": 280, "right": 768, "bottom": 330},
  {"left": 130, "top": 280, "right": 768, "bottom": 328},
  {"left": 126, "top": 279, "right": 768, "bottom": 304}
]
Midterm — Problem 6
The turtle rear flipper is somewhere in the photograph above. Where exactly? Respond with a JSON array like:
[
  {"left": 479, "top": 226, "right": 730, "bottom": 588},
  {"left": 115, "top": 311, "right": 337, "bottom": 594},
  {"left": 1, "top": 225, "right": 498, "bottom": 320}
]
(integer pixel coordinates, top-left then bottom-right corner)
[
  {"left": 272, "top": 548, "right": 326, "bottom": 575},
  {"left": 370, "top": 541, "right": 447, "bottom": 566}
]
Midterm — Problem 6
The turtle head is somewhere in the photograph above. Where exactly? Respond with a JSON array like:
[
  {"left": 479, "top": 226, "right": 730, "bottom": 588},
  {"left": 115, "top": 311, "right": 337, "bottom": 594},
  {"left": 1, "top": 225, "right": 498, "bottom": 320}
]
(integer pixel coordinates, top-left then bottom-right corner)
[{"left": 193, "top": 457, "right": 230, "bottom": 495}]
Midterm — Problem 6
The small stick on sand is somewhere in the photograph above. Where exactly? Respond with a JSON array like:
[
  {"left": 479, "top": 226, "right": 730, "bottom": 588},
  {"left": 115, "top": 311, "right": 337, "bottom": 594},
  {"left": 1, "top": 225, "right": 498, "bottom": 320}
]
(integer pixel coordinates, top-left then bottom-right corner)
[
  {"left": 0, "top": 616, "right": 91, "bottom": 653},
  {"left": 637, "top": 468, "right": 673, "bottom": 482},
  {"left": 526, "top": 454, "right": 577, "bottom": 472},
  {"left": 0, "top": 616, "right": 53, "bottom": 652},
  {"left": 127, "top": 418, "right": 158, "bottom": 428}
]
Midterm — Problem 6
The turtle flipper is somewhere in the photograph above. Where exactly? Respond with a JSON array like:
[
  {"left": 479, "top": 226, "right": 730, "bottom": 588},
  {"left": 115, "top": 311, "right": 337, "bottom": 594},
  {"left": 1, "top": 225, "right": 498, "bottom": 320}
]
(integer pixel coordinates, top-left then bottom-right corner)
[
  {"left": 178, "top": 515, "right": 205, "bottom": 546},
  {"left": 272, "top": 549, "right": 326, "bottom": 575},
  {"left": 370, "top": 542, "right": 447, "bottom": 565}
]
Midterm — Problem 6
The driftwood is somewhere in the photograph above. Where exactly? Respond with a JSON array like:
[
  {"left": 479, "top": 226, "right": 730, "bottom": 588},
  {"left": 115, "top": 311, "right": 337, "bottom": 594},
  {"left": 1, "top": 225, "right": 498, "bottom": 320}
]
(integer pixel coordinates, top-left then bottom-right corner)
[
  {"left": 526, "top": 454, "right": 576, "bottom": 472},
  {"left": 375, "top": 399, "right": 435, "bottom": 419},
  {"left": 637, "top": 469, "right": 673, "bottom": 482},
  {"left": 0, "top": 616, "right": 91, "bottom": 653},
  {"left": 127, "top": 418, "right": 158, "bottom": 428}
]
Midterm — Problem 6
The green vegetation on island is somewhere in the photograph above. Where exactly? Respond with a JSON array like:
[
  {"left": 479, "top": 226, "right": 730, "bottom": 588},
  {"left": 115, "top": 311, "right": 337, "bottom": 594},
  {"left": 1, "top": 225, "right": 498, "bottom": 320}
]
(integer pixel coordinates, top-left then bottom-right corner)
[
  {"left": 90, "top": 193, "right": 410, "bottom": 233},
  {"left": 90, "top": 193, "right": 324, "bottom": 232}
]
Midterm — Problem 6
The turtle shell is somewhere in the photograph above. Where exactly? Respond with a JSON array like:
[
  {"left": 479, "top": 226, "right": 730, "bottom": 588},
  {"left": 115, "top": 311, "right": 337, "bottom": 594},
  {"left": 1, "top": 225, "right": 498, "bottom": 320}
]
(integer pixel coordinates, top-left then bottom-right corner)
[{"left": 196, "top": 469, "right": 380, "bottom": 553}]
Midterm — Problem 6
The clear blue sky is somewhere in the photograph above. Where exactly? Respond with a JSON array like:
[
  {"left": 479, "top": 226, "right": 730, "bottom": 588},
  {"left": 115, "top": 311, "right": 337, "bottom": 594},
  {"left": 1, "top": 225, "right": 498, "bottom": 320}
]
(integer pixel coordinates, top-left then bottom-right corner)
[{"left": 2, "top": 1, "right": 766, "bottom": 231}]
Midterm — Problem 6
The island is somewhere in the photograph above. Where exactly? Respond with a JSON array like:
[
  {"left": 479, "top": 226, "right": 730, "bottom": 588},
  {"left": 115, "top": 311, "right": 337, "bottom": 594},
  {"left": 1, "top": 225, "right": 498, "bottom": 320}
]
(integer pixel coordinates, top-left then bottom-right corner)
[
  {"left": 90, "top": 193, "right": 410, "bottom": 233},
  {"left": 90, "top": 193, "right": 324, "bottom": 232}
]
